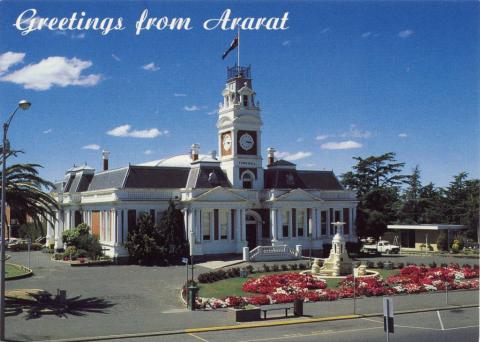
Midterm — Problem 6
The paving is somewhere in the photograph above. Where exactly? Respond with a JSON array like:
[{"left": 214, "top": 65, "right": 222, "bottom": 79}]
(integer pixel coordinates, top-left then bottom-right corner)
[{"left": 4, "top": 251, "right": 479, "bottom": 342}]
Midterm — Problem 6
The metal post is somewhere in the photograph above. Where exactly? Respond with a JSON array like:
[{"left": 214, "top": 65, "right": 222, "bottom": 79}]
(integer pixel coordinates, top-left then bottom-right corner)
[
  {"left": 445, "top": 282, "right": 448, "bottom": 305},
  {"left": 353, "top": 270, "right": 356, "bottom": 314},
  {"left": 27, "top": 238, "right": 31, "bottom": 269},
  {"left": 0, "top": 122, "right": 8, "bottom": 341},
  {"left": 191, "top": 254, "right": 194, "bottom": 284},
  {"left": 386, "top": 299, "right": 390, "bottom": 342}
]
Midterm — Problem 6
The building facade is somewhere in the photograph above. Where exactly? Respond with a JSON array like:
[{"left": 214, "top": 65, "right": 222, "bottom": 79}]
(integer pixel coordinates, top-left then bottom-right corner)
[{"left": 49, "top": 65, "right": 358, "bottom": 259}]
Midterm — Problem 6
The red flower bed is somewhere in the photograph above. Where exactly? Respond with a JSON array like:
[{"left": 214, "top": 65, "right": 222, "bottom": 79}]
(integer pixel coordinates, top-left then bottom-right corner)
[{"left": 196, "top": 263, "right": 479, "bottom": 309}]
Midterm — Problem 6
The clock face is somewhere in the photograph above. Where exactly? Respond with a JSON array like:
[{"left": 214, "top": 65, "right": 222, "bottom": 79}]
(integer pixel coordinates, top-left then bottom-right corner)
[
  {"left": 222, "top": 133, "right": 232, "bottom": 151},
  {"left": 239, "top": 133, "right": 254, "bottom": 151}
]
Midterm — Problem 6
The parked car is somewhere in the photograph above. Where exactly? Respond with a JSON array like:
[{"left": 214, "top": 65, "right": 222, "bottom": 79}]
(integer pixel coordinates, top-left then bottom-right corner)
[{"left": 360, "top": 240, "right": 400, "bottom": 255}]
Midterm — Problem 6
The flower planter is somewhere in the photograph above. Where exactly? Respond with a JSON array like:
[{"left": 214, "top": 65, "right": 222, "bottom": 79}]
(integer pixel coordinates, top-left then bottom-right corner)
[{"left": 230, "top": 307, "right": 261, "bottom": 322}]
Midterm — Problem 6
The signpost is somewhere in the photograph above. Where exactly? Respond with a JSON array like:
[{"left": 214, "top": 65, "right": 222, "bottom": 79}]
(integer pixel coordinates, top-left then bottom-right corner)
[{"left": 383, "top": 297, "right": 394, "bottom": 341}]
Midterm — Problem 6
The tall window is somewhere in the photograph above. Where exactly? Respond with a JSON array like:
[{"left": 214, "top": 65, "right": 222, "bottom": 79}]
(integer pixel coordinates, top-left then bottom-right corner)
[
  {"left": 220, "top": 210, "right": 228, "bottom": 239},
  {"left": 243, "top": 95, "right": 248, "bottom": 107},
  {"left": 282, "top": 210, "right": 289, "bottom": 238},
  {"left": 231, "top": 209, "right": 236, "bottom": 240},
  {"left": 296, "top": 209, "right": 305, "bottom": 237},
  {"left": 292, "top": 209, "right": 297, "bottom": 237},
  {"left": 242, "top": 172, "right": 253, "bottom": 189},
  {"left": 343, "top": 208, "right": 350, "bottom": 235},
  {"left": 128, "top": 210, "right": 136, "bottom": 232},
  {"left": 329, "top": 208, "right": 334, "bottom": 235},
  {"left": 321, "top": 211, "right": 327, "bottom": 235},
  {"left": 202, "top": 210, "right": 211, "bottom": 240},
  {"left": 214, "top": 209, "right": 219, "bottom": 240}
]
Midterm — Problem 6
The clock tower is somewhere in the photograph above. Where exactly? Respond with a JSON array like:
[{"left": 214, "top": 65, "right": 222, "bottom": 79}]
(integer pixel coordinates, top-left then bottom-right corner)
[{"left": 217, "top": 65, "right": 264, "bottom": 189}]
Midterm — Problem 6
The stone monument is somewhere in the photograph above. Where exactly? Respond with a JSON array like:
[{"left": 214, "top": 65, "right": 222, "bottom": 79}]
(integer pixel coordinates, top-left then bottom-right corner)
[{"left": 316, "top": 221, "right": 354, "bottom": 276}]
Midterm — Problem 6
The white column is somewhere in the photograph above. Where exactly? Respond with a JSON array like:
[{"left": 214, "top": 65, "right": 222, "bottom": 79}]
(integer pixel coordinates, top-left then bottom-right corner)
[
  {"left": 235, "top": 209, "right": 241, "bottom": 242},
  {"left": 54, "top": 210, "right": 64, "bottom": 250},
  {"left": 227, "top": 209, "right": 232, "bottom": 240},
  {"left": 270, "top": 208, "right": 277, "bottom": 243},
  {"left": 241, "top": 209, "right": 246, "bottom": 242},
  {"left": 46, "top": 215, "right": 54, "bottom": 246},
  {"left": 195, "top": 209, "right": 201, "bottom": 243},
  {"left": 311, "top": 208, "right": 317, "bottom": 239},
  {"left": 278, "top": 209, "right": 283, "bottom": 239},
  {"left": 122, "top": 209, "right": 128, "bottom": 243},
  {"left": 340, "top": 209, "right": 344, "bottom": 235},
  {"left": 303, "top": 209, "right": 308, "bottom": 239},
  {"left": 115, "top": 210, "right": 120, "bottom": 245}
]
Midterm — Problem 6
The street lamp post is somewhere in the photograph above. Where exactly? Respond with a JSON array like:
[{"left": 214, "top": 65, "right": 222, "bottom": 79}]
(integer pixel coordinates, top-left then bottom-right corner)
[{"left": 0, "top": 100, "right": 31, "bottom": 341}]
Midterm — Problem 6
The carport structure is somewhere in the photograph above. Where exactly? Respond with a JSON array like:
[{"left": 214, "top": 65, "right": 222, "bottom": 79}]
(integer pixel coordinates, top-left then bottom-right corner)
[{"left": 387, "top": 224, "right": 466, "bottom": 252}]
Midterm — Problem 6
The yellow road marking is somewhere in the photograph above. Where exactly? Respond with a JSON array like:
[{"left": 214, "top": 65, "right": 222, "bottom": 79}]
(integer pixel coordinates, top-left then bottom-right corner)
[{"left": 184, "top": 314, "right": 361, "bottom": 333}]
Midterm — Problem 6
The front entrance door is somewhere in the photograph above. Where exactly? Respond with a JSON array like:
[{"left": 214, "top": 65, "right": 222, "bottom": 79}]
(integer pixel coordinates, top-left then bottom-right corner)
[{"left": 246, "top": 224, "right": 257, "bottom": 250}]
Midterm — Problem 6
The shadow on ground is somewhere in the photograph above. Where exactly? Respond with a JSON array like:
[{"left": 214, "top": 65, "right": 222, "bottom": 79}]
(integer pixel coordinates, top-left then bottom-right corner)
[{"left": 6, "top": 290, "right": 115, "bottom": 320}]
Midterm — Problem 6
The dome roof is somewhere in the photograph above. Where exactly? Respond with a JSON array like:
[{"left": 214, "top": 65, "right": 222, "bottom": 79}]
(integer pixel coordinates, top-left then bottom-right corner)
[{"left": 137, "top": 154, "right": 218, "bottom": 167}]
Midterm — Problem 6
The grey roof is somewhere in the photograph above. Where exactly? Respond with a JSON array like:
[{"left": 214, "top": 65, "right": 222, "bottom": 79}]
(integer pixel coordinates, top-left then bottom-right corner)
[
  {"left": 87, "top": 168, "right": 129, "bottom": 191},
  {"left": 186, "top": 166, "right": 231, "bottom": 189},
  {"left": 264, "top": 169, "right": 344, "bottom": 190},
  {"left": 270, "top": 160, "right": 296, "bottom": 167},
  {"left": 123, "top": 166, "right": 190, "bottom": 189}
]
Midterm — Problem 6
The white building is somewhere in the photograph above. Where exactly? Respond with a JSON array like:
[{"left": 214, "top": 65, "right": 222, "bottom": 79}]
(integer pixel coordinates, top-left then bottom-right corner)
[{"left": 48, "top": 65, "right": 358, "bottom": 260}]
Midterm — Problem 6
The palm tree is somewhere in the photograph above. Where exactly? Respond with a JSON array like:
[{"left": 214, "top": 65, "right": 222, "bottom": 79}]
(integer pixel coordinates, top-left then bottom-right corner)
[{"left": 2, "top": 152, "right": 58, "bottom": 230}]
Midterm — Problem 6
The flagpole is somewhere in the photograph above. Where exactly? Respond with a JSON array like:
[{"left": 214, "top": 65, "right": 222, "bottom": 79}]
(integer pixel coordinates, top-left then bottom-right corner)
[{"left": 237, "top": 24, "right": 240, "bottom": 72}]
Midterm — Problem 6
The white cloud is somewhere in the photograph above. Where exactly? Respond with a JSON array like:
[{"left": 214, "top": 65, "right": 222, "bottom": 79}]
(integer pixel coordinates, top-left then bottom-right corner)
[
  {"left": 144, "top": 149, "right": 153, "bottom": 155},
  {"left": 0, "top": 56, "right": 101, "bottom": 90},
  {"left": 82, "top": 144, "right": 100, "bottom": 150},
  {"left": 341, "top": 124, "right": 372, "bottom": 139},
  {"left": 321, "top": 140, "right": 362, "bottom": 150},
  {"left": 42, "top": 128, "right": 52, "bottom": 134},
  {"left": 398, "top": 133, "right": 408, "bottom": 138},
  {"left": 106, "top": 124, "right": 165, "bottom": 138},
  {"left": 296, "top": 137, "right": 304, "bottom": 142},
  {"left": 142, "top": 62, "right": 160, "bottom": 71},
  {"left": 282, "top": 40, "right": 291, "bottom": 46},
  {"left": 399, "top": 29, "right": 414, "bottom": 38},
  {"left": 174, "top": 93, "right": 186, "bottom": 97},
  {"left": 361, "top": 32, "right": 372, "bottom": 38},
  {"left": 315, "top": 134, "right": 329, "bottom": 141},
  {"left": 184, "top": 105, "right": 200, "bottom": 112},
  {"left": 111, "top": 54, "right": 121, "bottom": 62},
  {"left": 276, "top": 151, "right": 313, "bottom": 161},
  {"left": 0, "top": 52, "right": 25, "bottom": 74},
  {"left": 320, "top": 28, "right": 330, "bottom": 34},
  {"left": 207, "top": 109, "right": 217, "bottom": 115},
  {"left": 71, "top": 33, "right": 85, "bottom": 39}
]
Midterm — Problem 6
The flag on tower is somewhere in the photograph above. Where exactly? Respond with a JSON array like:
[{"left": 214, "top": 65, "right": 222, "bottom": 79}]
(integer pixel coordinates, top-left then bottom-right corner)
[{"left": 222, "top": 36, "right": 239, "bottom": 60}]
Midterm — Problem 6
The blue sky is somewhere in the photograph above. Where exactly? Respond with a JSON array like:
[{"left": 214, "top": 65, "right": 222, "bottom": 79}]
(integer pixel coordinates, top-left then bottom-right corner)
[{"left": 0, "top": 1, "right": 478, "bottom": 187}]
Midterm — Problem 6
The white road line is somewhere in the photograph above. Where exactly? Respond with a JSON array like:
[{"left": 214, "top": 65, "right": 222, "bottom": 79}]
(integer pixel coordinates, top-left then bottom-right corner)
[
  {"left": 444, "top": 325, "right": 479, "bottom": 331},
  {"left": 188, "top": 333, "right": 210, "bottom": 342},
  {"left": 437, "top": 310, "right": 445, "bottom": 330},
  {"left": 237, "top": 327, "right": 382, "bottom": 342}
]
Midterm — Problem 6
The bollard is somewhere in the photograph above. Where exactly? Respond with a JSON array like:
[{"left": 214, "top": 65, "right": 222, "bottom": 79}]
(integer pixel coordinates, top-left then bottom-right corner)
[
  {"left": 243, "top": 247, "right": 250, "bottom": 261},
  {"left": 187, "top": 285, "right": 199, "bottom": 311}
]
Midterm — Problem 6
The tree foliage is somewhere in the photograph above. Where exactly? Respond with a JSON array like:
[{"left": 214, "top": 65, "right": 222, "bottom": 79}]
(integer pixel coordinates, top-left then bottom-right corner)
[
  {"left": 125, "top": 200, "right": 187, "bottom": 264},
  {"left": 342, "top": 153, "right": 479, "bottom": 240}
]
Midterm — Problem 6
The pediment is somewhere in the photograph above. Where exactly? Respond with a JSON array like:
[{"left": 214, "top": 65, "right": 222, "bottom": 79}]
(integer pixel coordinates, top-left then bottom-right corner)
[
  {"left": 192, "top": 186, "right": 247, "bottom": 202},
  {"left": 274, "top": 188, "right": 323, "bottom": 202}
]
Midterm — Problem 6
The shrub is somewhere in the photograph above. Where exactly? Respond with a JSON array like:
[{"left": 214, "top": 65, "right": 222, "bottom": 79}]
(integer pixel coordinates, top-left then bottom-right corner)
[
  {"left": 42, "top": 246, "right": 54, "bottom": 254},
  {"left": 288, "top": 263, "right": 298, "bottom": 271},
  {"left": 262, "top": 264, "right": 271, "bottom": 273},
  {"left": 397, "top": 262, "right": 404, "bottom": 269},
  {"left": 346, "top": 241, "right": 361, "bottom": 255},
  {"left": 272, "top": 264, "right": 279, "bottom": 272},
  {"left": 216, "top": 270, "right": 226, "bottom": 280},
  {"left": 366, "top": 261, "right": 374, "bottom": 268},
  {"left": 197, "top": 273, "right": 210, "bottom": 283},
  {"left": 436, "top": 232, "right": 448, "bottom": 251},
  {"left": 440, "top": 263, "right": 448, "bottom": 268},
  {"left": 281, "top": 264, "right": 288, "bottom": 271},
  {"left": 299, "top": 263, "right": 307, "bottom": 270},
  {"left": 53, "top": 253, "right": 63, "bottom": 260},
  {"left": 245, "top": 265, "right": 254, "bottom": 274},
  {"left": 429, "top": 261, "right": 437, "bottom": 268},
  {"left": 376, "top": 261, "right": 384, "bottom": 269},
  {"left": 63, "top": 246, "right": 77, "bottom": 258},
  {"left": 231, "top": 267, "right": 240, "bottom": 277}
]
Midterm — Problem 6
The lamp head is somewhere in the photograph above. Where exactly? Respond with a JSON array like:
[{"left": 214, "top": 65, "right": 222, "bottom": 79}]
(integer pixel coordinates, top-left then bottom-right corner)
[{"left": 18, "top": 100, "right": 31, "bottom": 110}]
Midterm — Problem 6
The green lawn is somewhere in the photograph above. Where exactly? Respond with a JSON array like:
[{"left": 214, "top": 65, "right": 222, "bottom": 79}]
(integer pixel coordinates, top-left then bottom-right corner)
[
  {"left": 6, "top": 263, "right": 30, "bottom": 279},
  {"left": 197, "top": 268, "right": 399, "bottom": 299}
]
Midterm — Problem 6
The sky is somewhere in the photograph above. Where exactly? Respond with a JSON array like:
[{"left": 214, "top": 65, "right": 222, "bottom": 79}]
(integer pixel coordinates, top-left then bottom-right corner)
[{"left": 0, "top": 0, "right": 478, "bottom": 188}]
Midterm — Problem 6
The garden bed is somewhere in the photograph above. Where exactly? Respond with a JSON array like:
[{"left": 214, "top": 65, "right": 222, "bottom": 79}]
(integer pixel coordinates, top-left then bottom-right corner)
[{"left": 195, "top": 263, "right": 479, "bottom": 309}]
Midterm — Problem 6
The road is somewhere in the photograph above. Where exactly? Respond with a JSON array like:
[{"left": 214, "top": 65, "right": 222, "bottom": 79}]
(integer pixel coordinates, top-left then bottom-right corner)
[{"left": 100, "top": 307, "right": 479, "bottom": 342}]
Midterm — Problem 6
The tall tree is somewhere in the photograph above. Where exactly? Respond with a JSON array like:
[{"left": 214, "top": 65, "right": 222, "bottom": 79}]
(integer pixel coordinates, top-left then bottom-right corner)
[
  {"left": 3, "top": 159, "right": 58, "bottom": 229},
  {"left": 157, "top": 200, "right": 187, "bottom": 256},
  {"left": 341, "top": 152, "right": 408, "bottom": 238},
  {"left": 397, "top": 165, "right": 423, "bottom": 223}
]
